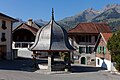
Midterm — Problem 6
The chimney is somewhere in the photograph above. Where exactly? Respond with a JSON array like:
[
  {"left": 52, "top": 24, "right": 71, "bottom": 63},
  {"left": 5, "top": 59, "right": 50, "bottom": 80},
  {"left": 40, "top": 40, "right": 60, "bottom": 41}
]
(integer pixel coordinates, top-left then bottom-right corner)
[{"left": 27, "top": 18, "right": 33, "bottom": 26}]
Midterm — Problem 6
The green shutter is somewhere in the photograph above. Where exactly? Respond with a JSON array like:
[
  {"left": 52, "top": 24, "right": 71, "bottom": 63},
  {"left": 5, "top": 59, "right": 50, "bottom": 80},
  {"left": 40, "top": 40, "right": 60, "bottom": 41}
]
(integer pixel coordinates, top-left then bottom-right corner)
[
  {"left": 97, "top": 46, "right": 100, "bottom": 54},
  {"left": 104, "top": 47, "right": 106, "bottom": 54}
]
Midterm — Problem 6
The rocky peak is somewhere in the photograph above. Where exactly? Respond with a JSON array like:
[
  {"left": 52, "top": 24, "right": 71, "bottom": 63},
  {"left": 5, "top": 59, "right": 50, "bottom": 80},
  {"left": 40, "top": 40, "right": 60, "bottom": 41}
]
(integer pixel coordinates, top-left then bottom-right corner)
[
  {"left": 104, "top": 4, "right": 120, "bottom": 13},
  {"left": 84, "top": 8, "right": 100, "bottom": 14}
]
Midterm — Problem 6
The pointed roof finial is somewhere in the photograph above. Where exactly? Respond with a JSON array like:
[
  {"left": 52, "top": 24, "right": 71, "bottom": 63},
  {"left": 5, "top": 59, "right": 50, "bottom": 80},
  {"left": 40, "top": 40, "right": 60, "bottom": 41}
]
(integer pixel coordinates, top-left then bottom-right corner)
[{"left": 52, "top": 8, "right": 54, "bottom": 20}]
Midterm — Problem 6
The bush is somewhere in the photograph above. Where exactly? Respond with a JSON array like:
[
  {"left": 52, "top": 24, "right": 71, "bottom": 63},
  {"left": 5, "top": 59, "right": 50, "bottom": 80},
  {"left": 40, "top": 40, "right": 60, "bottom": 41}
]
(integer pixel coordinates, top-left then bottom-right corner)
[{"left": 107, "top": 31, "right": 120, "bottom": 72}]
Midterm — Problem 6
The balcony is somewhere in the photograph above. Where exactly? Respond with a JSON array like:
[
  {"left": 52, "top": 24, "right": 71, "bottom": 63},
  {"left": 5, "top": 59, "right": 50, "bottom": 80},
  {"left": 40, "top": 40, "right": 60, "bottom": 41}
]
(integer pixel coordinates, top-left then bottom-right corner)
[{"left": 12, "top": 42, "right": 34, "bottom": 49}]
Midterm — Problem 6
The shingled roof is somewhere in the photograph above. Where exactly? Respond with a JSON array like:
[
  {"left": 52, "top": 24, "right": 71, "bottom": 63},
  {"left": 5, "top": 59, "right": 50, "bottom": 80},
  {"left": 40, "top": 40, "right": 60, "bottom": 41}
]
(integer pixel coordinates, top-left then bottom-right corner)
[{"left": 69, "top": 22, "right": 111, "bottom": 34}]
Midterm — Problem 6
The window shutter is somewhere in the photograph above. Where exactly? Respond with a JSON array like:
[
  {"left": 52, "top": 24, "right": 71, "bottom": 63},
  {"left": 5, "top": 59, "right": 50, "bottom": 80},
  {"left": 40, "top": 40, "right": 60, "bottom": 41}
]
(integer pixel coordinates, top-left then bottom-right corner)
[
  {"left": 97, "top": 46, "right": 98, "bottom": 53},
  {"left": 79, "top": 47, "right": 82, "bottom": 54},
  {"left": 86, "top": 46, "right": 89, "bottom": 53},
  {"left": 104, "top": 47, "right": 106, "bottom": 54},
  {"left": 97, "top": 46, "right": 99, "bottom": 53}
]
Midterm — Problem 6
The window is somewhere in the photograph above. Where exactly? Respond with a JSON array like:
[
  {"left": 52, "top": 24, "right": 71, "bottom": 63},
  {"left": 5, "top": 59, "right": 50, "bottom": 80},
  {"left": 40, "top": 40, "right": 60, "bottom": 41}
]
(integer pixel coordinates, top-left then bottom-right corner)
[
  {"left": 97, "top": 46, "right": 106, "bottom": 54},
  {"left": 22, "top": 43, "right": 28, "bottom": 48},
  {"left": 15, "top": 43, "right": 21, "bottom": 48},
  {"left": 81, "top": 36, "right": 85, "bottom": 42},
  {"left": 2, "top": 21, "right": 7, "bottom": 30},
  {"left": 79, "top": 47, "right": 85, "bottom": 53},
  {"left": 97, "top": 59, "right": 100, "bottom": 65},
  {"left": 86, "top": 35, "right": 91, "bottom": 42},
  {"left": 103, "top": 46, "right": 106, "bottom": 54},
  {"left": 1, "top": 33, "right": 6, "bottom": 42},
  {"left": 86, "top": 47, "right": 94, "bottom": 54},
  {"left": 89, "top": 47, "right": 94, "bottom": 53},
  {"left": 86, "top": 46, "right": 89, "bottom": 53}
]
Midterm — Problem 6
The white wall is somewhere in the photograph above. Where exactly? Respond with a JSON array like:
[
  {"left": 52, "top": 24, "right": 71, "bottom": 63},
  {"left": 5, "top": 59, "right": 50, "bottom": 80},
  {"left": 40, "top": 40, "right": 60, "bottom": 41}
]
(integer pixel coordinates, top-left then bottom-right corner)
[
  {"left": 0, "top": 18, "right": 12, "bottom": 60},
  {"left": 96, "top": 57, "right": 111, "bottom": 71}
]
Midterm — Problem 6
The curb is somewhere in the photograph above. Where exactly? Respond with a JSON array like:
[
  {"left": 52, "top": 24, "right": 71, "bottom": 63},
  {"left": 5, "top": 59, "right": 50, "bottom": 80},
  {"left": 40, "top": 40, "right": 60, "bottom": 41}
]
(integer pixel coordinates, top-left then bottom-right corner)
[{"left": 110, "top": 71, "right": 120, "bottom": 75}]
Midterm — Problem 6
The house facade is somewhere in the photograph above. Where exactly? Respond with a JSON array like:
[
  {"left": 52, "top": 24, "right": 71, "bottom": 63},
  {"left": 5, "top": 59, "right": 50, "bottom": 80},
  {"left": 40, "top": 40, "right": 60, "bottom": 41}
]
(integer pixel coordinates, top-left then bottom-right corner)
[
  {"left": 0, "top": 13, "right": 17, "bottom": 60},
  {"left": 68, "top": 22, "right": 111, "bottom": 65},
  {"left": 12, "top": 19, "right": 40, "bottom": 49},
  {"left": 94, "top": 33, "right": 112, "bottom": 70},
  {"left": 12, "top": 19, "right": 48, "bottom": 58}
]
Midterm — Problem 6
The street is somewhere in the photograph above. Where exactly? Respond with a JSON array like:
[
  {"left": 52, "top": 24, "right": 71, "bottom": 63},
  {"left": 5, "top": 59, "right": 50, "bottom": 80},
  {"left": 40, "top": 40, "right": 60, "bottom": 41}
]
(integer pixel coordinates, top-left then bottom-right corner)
[
  {"left": 0, "top": 60, "right": 119, "bottom": 80},
  {"left": 0, "top": 69, "right": 120, "bottom": 80}
]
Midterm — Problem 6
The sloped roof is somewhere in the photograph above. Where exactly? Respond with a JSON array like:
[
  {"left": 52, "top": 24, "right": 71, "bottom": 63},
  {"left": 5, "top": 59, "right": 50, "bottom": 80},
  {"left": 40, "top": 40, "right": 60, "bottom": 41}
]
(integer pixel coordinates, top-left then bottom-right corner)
[
  {"left": 101, "top": 33, "right": 113, "bottom": 43},
  {"left": 94, "top": 33, "right": 112, "bottom": 51},
  {"left": 69, "top": 22, "right": 111, "bottom": 34},
  {"left": 0, "top": 13, "right": 18, "bottom": 22},
  {"left": 13, "top": 23, "right": 38, "bottom": 35},
  {"left": 30, "top": 9, "right": 75, "bottom": 52}
]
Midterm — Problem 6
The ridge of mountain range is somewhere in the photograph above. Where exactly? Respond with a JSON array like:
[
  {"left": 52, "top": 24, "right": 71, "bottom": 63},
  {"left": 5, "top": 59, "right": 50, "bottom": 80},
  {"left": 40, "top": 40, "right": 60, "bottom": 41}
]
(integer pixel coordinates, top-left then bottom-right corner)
[{"left": 15, "top": 4, "right": 120, "bottom": 32}]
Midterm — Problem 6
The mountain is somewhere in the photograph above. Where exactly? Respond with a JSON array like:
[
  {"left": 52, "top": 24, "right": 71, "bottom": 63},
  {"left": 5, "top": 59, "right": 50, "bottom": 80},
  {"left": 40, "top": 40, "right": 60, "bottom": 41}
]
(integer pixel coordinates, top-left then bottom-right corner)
[
  {"left": 58, "top": 8, "right": 100, "bottom": 30},
  {"left": 92, "top": 8, "right": 120, "bottom": 31},
  {"left": 58, "top": 4, "right": 120, "bottom": 31},
  {"left": 34, "top": 19, "right": 48, "bottom": 26},
  {"left": 14, "top": 4, "right": 120, "bottom": 32},
  {"left": 92, "top": 8, "right": 120, "bottom": 21},
  {"left": 103, "top": 4, "right": 120, "bottom": 13}
]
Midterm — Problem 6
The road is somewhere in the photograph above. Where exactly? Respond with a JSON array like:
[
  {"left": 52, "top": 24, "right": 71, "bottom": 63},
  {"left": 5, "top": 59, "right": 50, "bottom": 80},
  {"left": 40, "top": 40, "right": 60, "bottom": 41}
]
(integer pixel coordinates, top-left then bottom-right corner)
[
  {"left": 0, "top": 69, "right": 120, "bottom": 80},
  {"left": 0, "top": 60, "right": 119, "bottom": 80}
]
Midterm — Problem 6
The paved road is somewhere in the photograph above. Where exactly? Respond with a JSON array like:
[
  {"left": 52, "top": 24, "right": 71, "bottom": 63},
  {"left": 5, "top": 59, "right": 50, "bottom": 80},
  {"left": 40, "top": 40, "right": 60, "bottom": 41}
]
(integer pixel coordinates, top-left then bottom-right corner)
[
  {"left": 0, "top": 59, "right": 119, "bottom": 80},
  {"left": 0, "top": 70, "right": 120, "bottom": 80}
]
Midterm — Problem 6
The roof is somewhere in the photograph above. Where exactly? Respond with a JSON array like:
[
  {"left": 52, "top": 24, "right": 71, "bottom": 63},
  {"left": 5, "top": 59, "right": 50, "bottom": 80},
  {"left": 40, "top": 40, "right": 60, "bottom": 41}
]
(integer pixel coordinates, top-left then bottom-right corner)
[
  {"left": 69, "top": 22, "right": 111, "bottom": 34},
  {"left": 13, "top": 23, "right": 38, "bottom": 35},
  {"left": 30, "top": 9, "right": 75, "bottom": 52},
  {"left": 94, "top": 33, "right": 112, "bottom": 51},
  {"left": 101, "top": 33, "right": 113, "bottom": 43},
  {"left": 0, "top": 13, "right": 18, "bottom": 22}
]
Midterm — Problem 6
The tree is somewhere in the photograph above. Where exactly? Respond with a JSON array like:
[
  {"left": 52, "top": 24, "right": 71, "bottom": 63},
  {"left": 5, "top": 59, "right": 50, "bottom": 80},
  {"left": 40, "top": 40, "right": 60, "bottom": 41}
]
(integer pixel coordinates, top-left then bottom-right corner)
[{"left": 107, "top": 31, "right": 120, "bottom": 71}]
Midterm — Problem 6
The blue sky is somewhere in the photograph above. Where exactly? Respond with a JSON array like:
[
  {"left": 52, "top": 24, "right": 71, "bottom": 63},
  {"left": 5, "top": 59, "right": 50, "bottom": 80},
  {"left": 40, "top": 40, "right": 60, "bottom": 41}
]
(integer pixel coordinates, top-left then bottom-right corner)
[{"left": 0, "top": 0, "right": 120, "bottom": 21}]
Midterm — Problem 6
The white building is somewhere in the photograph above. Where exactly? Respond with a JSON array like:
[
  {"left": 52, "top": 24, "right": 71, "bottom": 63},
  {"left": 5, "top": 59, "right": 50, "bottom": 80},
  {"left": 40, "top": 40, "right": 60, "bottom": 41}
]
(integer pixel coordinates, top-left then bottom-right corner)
[
  {"left": 68, "top": 22, "right": 111, "bottom": 65},
  {"left": 0, "top": 13, "right": 17, "bottom": 60},
  {"left": 12, "top": 19, "right": 43, "bottom": 58}
]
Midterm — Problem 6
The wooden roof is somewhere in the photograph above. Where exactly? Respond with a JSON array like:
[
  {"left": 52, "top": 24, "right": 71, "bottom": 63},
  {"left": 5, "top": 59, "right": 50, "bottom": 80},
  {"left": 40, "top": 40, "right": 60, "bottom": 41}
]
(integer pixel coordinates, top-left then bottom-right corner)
[
  {"left": 13, "top": 23, "right": 38, "bottom": 35},
  {"left": 69, "top": 22, "right": 111, "bottom": 34}
]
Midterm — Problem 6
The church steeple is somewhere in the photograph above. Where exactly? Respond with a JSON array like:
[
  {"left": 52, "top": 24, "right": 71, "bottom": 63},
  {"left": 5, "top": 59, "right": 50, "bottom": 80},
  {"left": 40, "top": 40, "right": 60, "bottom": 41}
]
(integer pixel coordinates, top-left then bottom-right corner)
[{"left": 52, "top": 8, "right": 54, "bottom": 20}]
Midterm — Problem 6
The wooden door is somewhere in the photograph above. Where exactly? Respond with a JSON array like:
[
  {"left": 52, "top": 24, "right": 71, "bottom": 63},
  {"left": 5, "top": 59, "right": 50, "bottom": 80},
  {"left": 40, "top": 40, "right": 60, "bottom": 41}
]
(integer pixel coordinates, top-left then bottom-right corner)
[{"left": 0, "top": 45, "right": 6, "bottom": 59}]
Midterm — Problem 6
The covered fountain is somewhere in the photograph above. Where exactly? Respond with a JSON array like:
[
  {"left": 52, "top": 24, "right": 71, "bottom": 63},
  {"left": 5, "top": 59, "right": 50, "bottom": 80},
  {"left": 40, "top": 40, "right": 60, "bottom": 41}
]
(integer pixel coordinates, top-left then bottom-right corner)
[{"left": 29, "top": 8, "right": 75, "bottom": 72}]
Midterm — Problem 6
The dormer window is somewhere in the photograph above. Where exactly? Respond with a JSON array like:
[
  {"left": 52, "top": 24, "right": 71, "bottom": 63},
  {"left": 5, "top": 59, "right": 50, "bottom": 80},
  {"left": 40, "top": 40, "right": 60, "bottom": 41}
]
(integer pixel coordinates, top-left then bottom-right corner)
[
  {"left": 1, "top": 33, "right": 6, "bottom": 42},
  {"left": 2, "top": 20, "right": 7, "bottom": 30}
]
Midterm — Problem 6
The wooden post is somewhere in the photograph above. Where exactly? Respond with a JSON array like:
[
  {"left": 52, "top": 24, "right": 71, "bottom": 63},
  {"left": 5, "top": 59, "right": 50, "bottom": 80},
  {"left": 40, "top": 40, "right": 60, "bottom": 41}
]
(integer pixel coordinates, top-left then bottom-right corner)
[
  {"left": 70, "top": 51, "right": 74, "bottom": 63},
  {"left": 68, "top": 52, "right": 71, "bottom": 71},
  {"left": 48, "top": 52, "right": 52, "bottom": 72},
  {"left": 32, "top": 51, "right": 38, "bottom": 70}
]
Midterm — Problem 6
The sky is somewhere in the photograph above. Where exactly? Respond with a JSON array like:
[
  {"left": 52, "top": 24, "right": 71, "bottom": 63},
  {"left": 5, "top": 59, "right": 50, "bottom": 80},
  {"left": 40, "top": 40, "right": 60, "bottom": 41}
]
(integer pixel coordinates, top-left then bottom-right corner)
[{"left": 0, "top": 0, "right": 120, "bottom": 21}]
